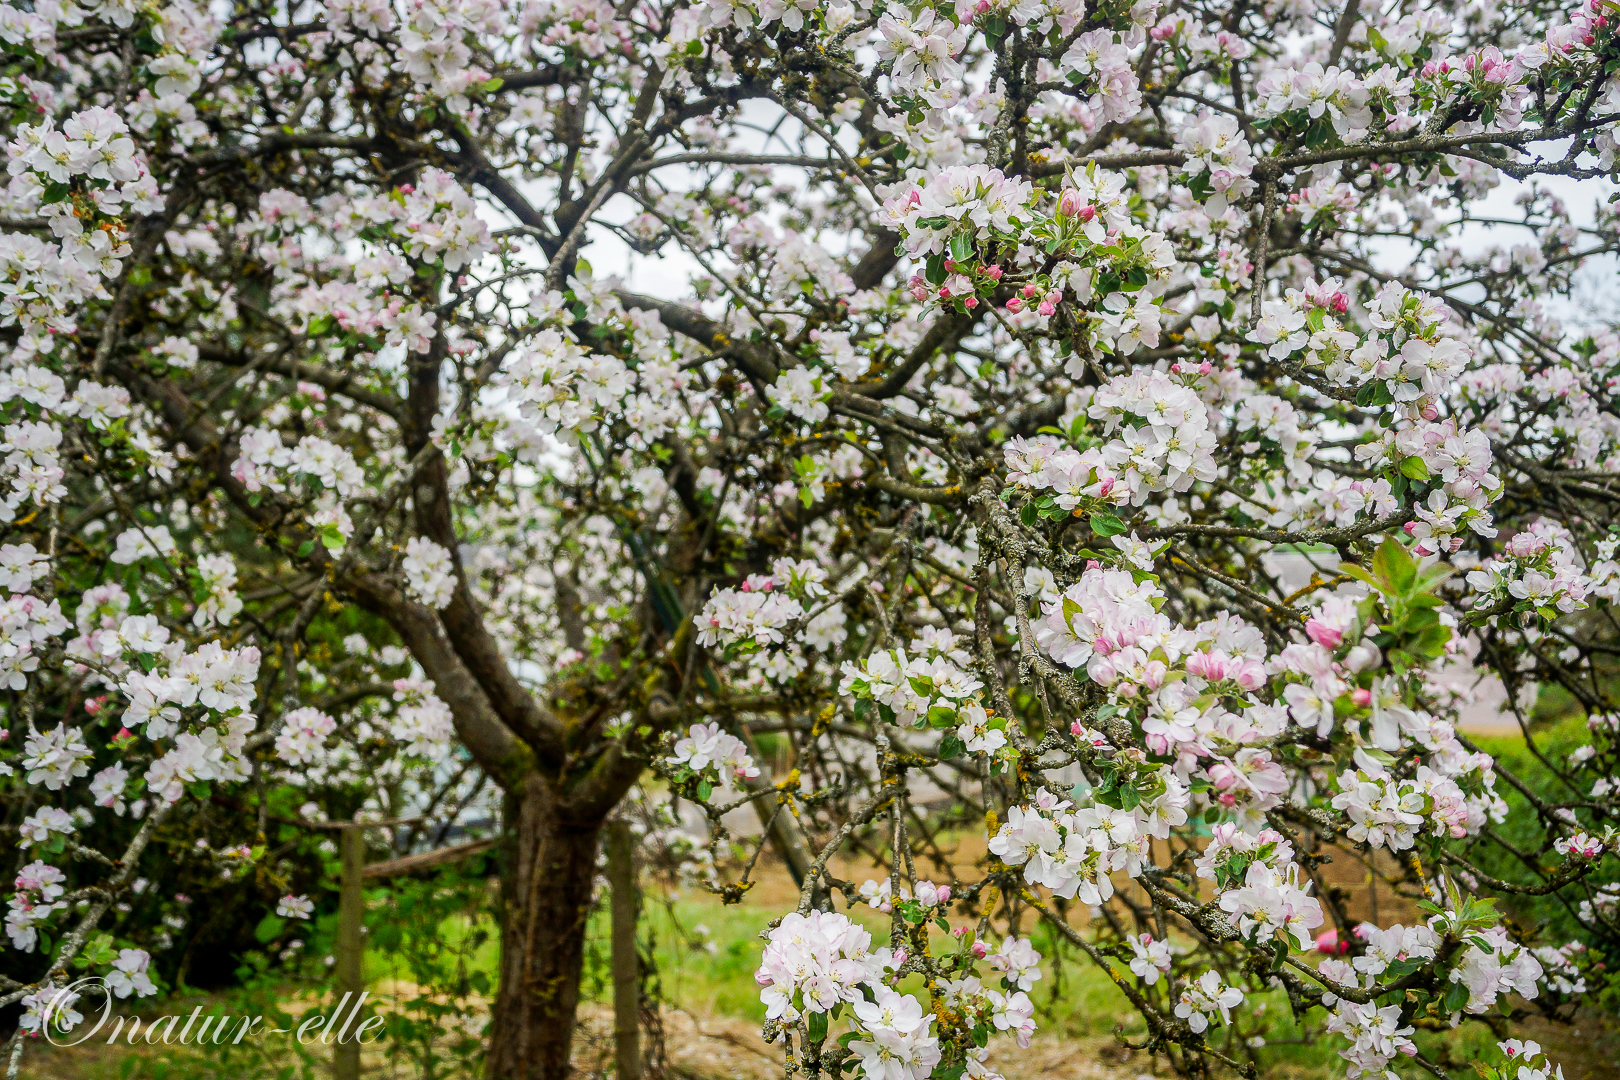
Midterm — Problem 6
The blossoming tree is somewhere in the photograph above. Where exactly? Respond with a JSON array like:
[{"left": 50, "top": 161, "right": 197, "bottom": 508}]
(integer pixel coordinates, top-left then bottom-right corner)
[{"left": 2, "top": 0, "right": 1620, "bottom": 1079}]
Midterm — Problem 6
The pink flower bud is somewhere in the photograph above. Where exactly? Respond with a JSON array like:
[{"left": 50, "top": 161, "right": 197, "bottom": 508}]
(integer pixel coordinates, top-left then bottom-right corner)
[
  {"left": 937, "top": 885, "right": 951, "bottom": 902},
  {"left": 1006, "top": 297, "right": 1024, "bottom": 313},
  {"left": 1036, "top": 301, "right": 1056, "bottom": 316},
  {"left": 963, "top": 296, "right": 979, "bottom": 309},
  {"left": 910, "top": 285, "right": 928, "bottom": 302},
  {"left": 1070, "top": 720, "right": 1085, "bottom": 735},
  {"left": 1233, "top": 661, "right": 1266, "bottom": 691},
  {"left": 975, "top": 0, "right": 990, "bottom": 13},
  {"left": 1057, "top": 189, "right": 1083, "bottom": 217},
  {"left": 1022, "top": 283, "right": 1039, "bottom": 298},
  {"left": 953, "top": 925, "right": 969, "bottom": 938},
  {"left": 983, "top": 264, "right": 1003, "bottom": 281},
  {"left": 1076, "top": 205, "right": 1096, "bottom": 223},
  {"left": 1421, "top": 403, "right": 1438, "bottom": 421},
  {"left": 938, "top": 286, "right": 952, "bottom": 299},
  {"left": 971, "top": 941, "right": 988, "bottom": 959},
  {"left": 893, "top": 948, "right": 909, "bottom": 967},
  {"left": 1305, "top": 618, "right": 1343, "bottom": 649},
  {"left": 1351, "top": 688, "right": 1372, "bottom": 707}
]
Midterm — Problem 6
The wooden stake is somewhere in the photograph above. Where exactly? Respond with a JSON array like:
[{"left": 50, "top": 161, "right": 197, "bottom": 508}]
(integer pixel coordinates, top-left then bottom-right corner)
[
  {"left": 607, "top": 819, "right": 641, "bottom": 1080},
  {"left": 334, "top": 823, "right": 364, "bottom": 1080}
]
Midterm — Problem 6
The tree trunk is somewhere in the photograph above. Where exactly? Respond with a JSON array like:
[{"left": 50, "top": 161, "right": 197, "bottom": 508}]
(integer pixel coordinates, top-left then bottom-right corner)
[{"left": 487, "top": 775, "right": 604, "bottom": 1080}]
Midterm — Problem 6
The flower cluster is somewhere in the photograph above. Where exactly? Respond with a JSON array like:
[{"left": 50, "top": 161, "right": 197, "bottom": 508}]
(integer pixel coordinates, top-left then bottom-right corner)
[
  {"left": 665, "top": 721, "right": 760, "bottom": 797},
  {"left": 402, "top": 537, "right": 457, "bottom": 610},
  {"left": 1465, "top": 520, "right": 1590, "bottom": 623},
  {"left": 391, "top": 677, "right": 456, "bottom": 758},
  {"left": 694, "top": 559, "right": 829, "bottom": 651}
]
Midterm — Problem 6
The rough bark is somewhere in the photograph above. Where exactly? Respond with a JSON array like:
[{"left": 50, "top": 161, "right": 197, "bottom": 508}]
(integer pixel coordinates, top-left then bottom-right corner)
[{"left": 488, "top": 775, "right": 606, "bottom": 1080}]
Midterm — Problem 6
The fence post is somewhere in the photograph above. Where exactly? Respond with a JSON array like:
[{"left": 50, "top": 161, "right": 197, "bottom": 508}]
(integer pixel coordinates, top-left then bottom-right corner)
[
  {"left": 607, "top": 819, "right": 640, "bottom": 1080},
  {"left": 334, "top": 823, "right": 364, "bottom": 1080}
]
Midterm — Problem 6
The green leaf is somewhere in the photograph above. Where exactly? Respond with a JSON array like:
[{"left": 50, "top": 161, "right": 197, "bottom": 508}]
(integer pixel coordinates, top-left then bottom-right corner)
[
  {"left": 296, "top": 540, "right": 315, "bottom": 558},
  {"left": 696, "top": 780, "right": 713, "bottom": 802},
  {"left": 79, "top": 932, "right": 117, "bottom": 967},
  {"left": 255, "top": 914, "right": 287, "bottom": 943},
  {"left": 1090, "top": 512, "right": 1127, "bottom": 537},
  {"left": 1019, "top": 502, "right": 1037, "bottom": 528},
  {"left": 806, "top": 1010, "right": 829, "bottom": 1042},
  {"left": 927, "top": 704, "right": 958, "bottom": 729},
  {"left": 1442, "top": 979, "right": 1471, "bottom": 1013},
  {"left": 1400, "top": 456, "right": 1430, "bottom": 483},
  {"left": 1371, "top": 536, "right": 1417, "bottom": 595},
  {"left": 939, "top": 735, "right": 965, "bottom": 760}
]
